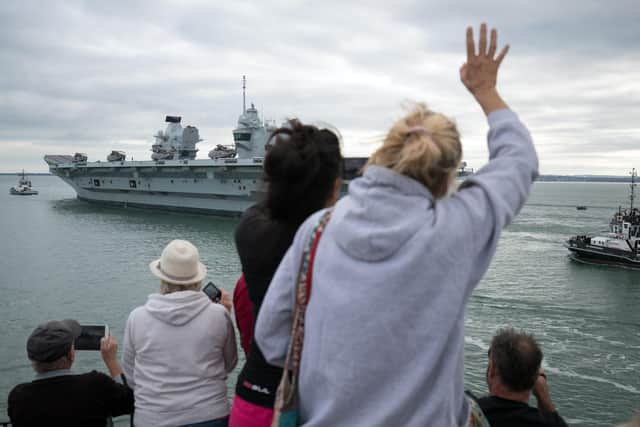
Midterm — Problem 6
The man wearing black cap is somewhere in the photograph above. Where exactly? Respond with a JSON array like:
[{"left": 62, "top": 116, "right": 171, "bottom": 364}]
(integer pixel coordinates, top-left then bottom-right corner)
[{"left": 7, "top": 319, "right": 134, "bottom": 426}]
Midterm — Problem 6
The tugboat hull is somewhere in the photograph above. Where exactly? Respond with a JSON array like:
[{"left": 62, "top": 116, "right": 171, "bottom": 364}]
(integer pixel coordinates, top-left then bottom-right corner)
[
  {"left": 565, "top": 243, "right": 640, "bottom": 269},
  {"left": 10, "top": 187, "right": 38, "bottom": 196}
]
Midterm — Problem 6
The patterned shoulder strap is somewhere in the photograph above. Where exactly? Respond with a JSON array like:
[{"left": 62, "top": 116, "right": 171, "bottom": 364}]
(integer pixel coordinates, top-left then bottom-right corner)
[{"left": 278, "top": 208, "right": 333, "bottom": 404}]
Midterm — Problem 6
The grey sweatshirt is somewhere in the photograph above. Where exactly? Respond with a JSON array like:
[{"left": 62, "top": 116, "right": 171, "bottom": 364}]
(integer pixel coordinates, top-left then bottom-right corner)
[
  {"left": 255, "top": 109, "right": 538, "bottom": 427},
  {"left": 122, "top": 290, "right": 238, "bottom": 427}
]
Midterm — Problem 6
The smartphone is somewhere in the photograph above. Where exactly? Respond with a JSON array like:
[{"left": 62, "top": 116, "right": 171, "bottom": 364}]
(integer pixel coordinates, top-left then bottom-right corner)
[
  {"left": 75, "top": 325, "right": 108, "bottom": 351},
  {"left": 203, "top": 281, "right": 222, "bottom": 303}
]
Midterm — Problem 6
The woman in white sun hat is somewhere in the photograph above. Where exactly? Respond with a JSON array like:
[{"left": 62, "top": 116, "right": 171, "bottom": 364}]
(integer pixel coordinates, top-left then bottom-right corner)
[{"left": 122, "top": 239, "right": 238, "bottom": 427}]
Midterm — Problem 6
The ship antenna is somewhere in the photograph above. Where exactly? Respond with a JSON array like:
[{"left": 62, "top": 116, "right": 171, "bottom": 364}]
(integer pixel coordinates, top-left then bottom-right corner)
[
  {"left": 631, "top": 168, "right": 637, "bottom": 210},
  {"left": 242, "top": 75, "right": 246, "bottom": 114}
]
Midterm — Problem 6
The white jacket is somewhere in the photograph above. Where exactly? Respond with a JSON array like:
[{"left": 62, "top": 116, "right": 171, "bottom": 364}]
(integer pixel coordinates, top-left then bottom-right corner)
[{"left": 123, "top": 290, "right": 238, "bottom": 427}]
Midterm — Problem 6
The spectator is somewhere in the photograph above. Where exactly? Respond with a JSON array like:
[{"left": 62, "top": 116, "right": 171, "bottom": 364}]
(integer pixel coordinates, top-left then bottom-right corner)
[
  {"left": 229, "top": 119, "right": 344, "bottom": 427},
  {"left": 255, "top": 24, "right": 538, "bottom": 426},
  {"left": 122, "top": 239, "right": 238, "bottom": 427},
  {"left": 8, "top": 319, "right": 133, "bottom": 426},
  {"left": 475, "top": 328, "right": 568, "bottom": 427}
]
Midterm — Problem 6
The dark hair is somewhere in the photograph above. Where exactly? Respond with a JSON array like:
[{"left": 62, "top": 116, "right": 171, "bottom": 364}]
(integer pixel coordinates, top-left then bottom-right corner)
[
  {"left": 489, "top": 328, "right": 543, "bottom": 392},
  {"left": 263, "top": 119, "right": 343, "bottom": 224}
]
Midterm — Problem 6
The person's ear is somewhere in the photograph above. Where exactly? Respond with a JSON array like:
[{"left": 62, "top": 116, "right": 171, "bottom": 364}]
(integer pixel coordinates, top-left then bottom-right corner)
[
  {"left": 67, "top": 347, "right": 75, "bottom": 364},
  {"left": 487, "top": 358, "right": 497, "bottom": 378},
  {"left": 486, "top": 357, "right": 498, "bottom": 392}
]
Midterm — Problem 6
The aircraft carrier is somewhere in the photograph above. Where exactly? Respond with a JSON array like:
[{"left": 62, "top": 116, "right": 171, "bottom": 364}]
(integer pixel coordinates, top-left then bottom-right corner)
[
  {"left": 44, "top": 78, "right": 370, "bottom": 215},
  {"left": 44, "top": 77, "right": 472, "bottom": 216}
]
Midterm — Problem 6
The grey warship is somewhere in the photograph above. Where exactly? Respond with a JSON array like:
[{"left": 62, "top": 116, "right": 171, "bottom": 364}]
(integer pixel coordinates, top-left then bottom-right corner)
[
  {"left": 44, "top": 77, "right": 367, "bottom": 215},
  {"left": 44, "top": 77, "right": 472, "bottom": 216}
]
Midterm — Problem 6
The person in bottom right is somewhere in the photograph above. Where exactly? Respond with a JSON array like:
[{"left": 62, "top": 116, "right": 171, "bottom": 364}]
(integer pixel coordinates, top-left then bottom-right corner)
[{"left": 475, "top": 328, "right": 568, "bottom": 427}]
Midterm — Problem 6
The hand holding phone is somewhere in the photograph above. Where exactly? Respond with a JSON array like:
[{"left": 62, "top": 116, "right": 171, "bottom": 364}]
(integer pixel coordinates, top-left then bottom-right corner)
[
  {"left": 100, "top": 333, "right": 119, "bottom": 362},
  {"left": 203, "top": 281, "right": 222, "bottom": 303},
  {"left": 219, "top": 288, "right": 232, "bottom": 313}
]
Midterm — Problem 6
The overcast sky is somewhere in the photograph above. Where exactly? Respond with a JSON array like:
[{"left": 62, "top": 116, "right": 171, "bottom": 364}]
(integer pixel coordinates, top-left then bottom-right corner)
[{"left": 1, "top": 0, "right": 639, "bottom": 174}]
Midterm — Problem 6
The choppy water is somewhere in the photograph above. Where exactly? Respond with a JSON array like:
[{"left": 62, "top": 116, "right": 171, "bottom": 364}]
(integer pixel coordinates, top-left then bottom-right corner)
[{"left": 1, "top": 175, "right": 638, "bottom": 426}]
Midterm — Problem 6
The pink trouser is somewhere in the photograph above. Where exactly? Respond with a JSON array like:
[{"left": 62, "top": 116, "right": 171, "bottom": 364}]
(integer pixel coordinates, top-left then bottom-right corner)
[{"left": 229, "top": 395, "right": 274, "bottom": 427}]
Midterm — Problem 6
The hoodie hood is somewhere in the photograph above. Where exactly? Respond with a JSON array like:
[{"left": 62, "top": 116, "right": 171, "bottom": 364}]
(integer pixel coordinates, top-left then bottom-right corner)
[
  {"left": 331, "top": 165, "right": 434, "bottom": 262},
  {"left": 145, "top": 290, "right": 211, "bottom": 326}
]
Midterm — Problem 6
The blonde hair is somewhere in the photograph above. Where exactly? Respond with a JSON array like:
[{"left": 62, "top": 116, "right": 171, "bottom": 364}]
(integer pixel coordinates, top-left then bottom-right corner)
[
  {"left": 160, "top": 280, "right": 202, "bottom": 294},
  {"left": 367, "top": 103, "right": 462, "bottom": 198}
]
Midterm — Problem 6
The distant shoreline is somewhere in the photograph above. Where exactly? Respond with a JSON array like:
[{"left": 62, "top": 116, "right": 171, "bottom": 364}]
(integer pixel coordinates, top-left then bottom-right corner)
[
  {"left": 536, "top": 175, "right": 634, "bottom": 183},
  {"left": 0, "top": 172, "right": 635, "bottom": 183},
  {"left": 0, "top": 172, "right": 51, "bottom": 176}
]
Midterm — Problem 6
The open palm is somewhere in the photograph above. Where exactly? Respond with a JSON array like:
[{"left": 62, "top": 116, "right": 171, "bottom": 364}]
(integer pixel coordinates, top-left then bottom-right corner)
[{"left": 460, "top": 23, "right": 509, "bottom": 97}]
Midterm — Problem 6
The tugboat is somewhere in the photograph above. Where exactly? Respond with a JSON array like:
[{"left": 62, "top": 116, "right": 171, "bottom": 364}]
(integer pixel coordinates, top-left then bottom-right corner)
[
  {"left": 457, "top": 161, "right": 474, "bottom": 179},
  {"left": 10, "top": 170, "right": 39, "bottom": 195},
  {"left": 565, "top": 168, "right": 640, "bottom": 269}
]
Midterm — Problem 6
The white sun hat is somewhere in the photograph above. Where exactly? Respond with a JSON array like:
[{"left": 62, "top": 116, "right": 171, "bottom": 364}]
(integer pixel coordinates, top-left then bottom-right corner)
[{"left": 149, "top": 239, "right": 207, "bottom": 285}]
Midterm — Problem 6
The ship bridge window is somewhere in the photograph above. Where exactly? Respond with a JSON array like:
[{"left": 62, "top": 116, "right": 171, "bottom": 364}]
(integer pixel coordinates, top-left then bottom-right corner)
[
  {"left": 233, "top": 132, "right": 252, "bottom": 142},
  {"left": 129, "top": 180, "right": 137, "bottom": 188},
  {"left": 93, "top": 179, "right": 100, "bottom": 187}
]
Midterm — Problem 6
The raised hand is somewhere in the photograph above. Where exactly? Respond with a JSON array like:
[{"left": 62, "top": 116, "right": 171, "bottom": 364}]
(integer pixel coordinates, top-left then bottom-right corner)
[
  {"left": 100, "top": 334, "right": 119, "bottom": 363},
  {"left": 460, "top": 23, "right": 509, "bottom": 115},
  {"left": 100, "top": 334, "right": 124, "bottom": 378}
]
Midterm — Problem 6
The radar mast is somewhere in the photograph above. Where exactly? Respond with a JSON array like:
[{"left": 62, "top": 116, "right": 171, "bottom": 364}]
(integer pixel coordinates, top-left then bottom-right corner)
[
  {"left": 242, "top": 75, "right": 246, "bottom": 113},
  {"left": 631, "top": 168, "right": 637, "bottom": 210}
]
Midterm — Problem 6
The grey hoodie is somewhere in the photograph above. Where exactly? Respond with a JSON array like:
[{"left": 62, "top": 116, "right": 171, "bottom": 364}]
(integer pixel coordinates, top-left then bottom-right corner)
[
  {"left": 122, "top": 290, "right": 237, "bottom": 427},
  {"left": 256, "top": 109, "right": 538, "bottom": 427}
]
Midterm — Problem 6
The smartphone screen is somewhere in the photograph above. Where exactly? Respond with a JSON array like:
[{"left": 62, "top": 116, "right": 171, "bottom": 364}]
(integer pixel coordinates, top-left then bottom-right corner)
[
  {"left": 75, "top": 325, "right": 106, "bottom": 351},
  {"left": 203, "top": 281, "right": 221, "bottom": 303}
]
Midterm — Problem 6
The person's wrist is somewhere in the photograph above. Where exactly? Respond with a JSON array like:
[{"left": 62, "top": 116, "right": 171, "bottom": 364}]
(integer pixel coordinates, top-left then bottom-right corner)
[
  {"left": 473, "top": 87, "right": 499, "bottom": 104},
  {"left": 474, "top": 88, "right": 507, "bottom": 115},
  {"left": 103, "top": 355, "right": 118, "bottom": 365}
]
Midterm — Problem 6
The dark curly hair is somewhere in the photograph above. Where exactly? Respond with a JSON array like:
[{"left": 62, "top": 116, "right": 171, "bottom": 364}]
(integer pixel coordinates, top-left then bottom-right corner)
[
  {"left": 263, "top": 119, "right": 343, "bottom": 225},
  {"left": 489, "top": 328, "right": 543, "bottom": 392}
]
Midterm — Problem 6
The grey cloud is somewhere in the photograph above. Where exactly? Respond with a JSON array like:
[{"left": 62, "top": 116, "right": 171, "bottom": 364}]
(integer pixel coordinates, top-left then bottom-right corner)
[{"left": 0, "top": 0, "right": 639, "bottom": 174}]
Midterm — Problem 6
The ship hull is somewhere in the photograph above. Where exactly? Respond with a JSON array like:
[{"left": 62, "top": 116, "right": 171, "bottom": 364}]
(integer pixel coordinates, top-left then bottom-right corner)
[
  {"left": 565, "top": 241, "right": 640, "bottom": 269},
  {"left": 45, "top": 156, "right": 265, "bottom": 216},
  {"left": 45, "top": 156, "right": 369, "bottom": 216},
  {"left": 10, "top": 188, "right": 38, "bottom": 195}
]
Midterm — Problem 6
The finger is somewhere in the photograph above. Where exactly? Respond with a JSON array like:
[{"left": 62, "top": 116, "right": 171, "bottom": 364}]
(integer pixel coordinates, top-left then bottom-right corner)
[
  {"left": 496, "top": 44, "right": 510, "bottom": 66},
  {"left": 466, "top": 26, "right": 475, "bottom": 61},
  {"left": 488, "top": 28, "right": 497, "bottom": 57},
  {"left": 479, "top": 23, "right": 487, "bottom": 56}
]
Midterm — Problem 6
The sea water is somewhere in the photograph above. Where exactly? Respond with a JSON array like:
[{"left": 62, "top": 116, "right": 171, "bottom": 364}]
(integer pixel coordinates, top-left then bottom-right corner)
[{"left": 0, "top": 175, "right": 638, "bottom": 426}]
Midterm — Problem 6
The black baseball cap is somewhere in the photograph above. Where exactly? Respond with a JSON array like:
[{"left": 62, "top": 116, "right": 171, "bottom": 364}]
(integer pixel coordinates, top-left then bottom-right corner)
[{"left": 27, "top": 319, "right": 82, "bottom": 362}]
